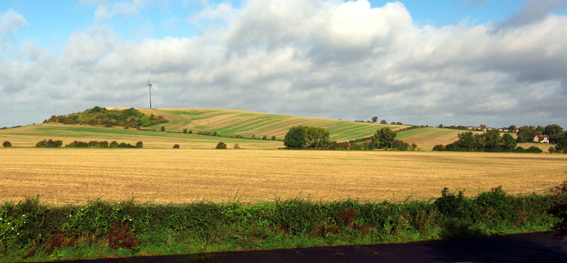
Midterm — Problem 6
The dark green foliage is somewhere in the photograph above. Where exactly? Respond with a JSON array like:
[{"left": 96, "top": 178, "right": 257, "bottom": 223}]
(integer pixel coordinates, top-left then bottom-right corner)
[
  {"left": 36, "top": 139, "right": 63, "bottom": 148},
  {"left": 160, "top": 126, "right": 165, "bottom": 132},
  {"left": 48, "top": 107, "right": 168, "bottom": 128},
  {"left": 271, "top": 136, "right": 276, "bottom": 141},
  {"left": 173, "top": 144, "right": 180, "bottom": 149},
  {"left": 516, "top": 126, "right": 536, "bottom": 143},
  {"left": 213, "top": 131, "right": 218, "bottom": 136},
  {"left": 556, "top": 132, "right": 567, "bottom": 151},
  {"left": 66, "top": 141, "right": 109, "bottom": 148},
  {"left": 508, "top": 125, "right": 517, "bottom": 133},
  {"left": 544, "top": 124, "right": 563, "bottom": 141},
  {"left": 372, "top": 127, "right": 396, "bottom": 149},
  {"left": 2, "top": 141, "right": 12, "bottom": 147},
  {"left": 216, "top": 142, "right": 227, "bottom": 149},
  {"left": 372, "top": 116, "right": 378, "bottom": 123},
  {"left": 392, "top": 140, "right": 410, "bottom": 151},
  {"left": 262, "top": 135, "right": 267, "bottom": 140},
  {"left": 526, "top": 146, "right": 543, "bottom": 153},
  {"left": 432, "top": 144, "right": 446, "bottom": 151},
  {"left": 380, "top": 119, "right": 387, "bottom": 124},
  {"left": 284, "top": 126, "right": 330, "bottom": 149},
  {"left": 135, "top": 141, "right": 143, "bottom": 148},
  {"left": 183, "top": 129, "right": 187, "bottom": 134},
  {"left": 234, "top": 143, "right": 240, "bottom": 149},
  {"left": 188, "top": 130, "right": 193, "bottom": 134},
  {"left": 109, "top": 141, "right": 119, "bottom": 148},
  {"left": 501, "top": 133, "right": 517, "bottom": 150},
  {"left": 549, "top": 147, "right": 556, "bottom": 153}
]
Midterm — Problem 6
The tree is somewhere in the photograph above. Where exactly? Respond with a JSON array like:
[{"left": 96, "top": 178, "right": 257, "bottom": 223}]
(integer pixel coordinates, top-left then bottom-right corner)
[
  {"left": 183, "top": 129, "right": 187, "bottom": 134},
  {"left": 544, "top": 124, "right": 563, "bottom": 141},
  {"left": 536, "top": 126, "right": 545, "bottom": 135},
  {"left": 516, "top": 125, "right": 536, "bottom": 143},
  {"left": 161, "top": 126, "right": 165, "bottom": 132},
  {"left": 284, "top": 126, "right": 330, "bottom": 149},
  {"left": 479, "top": 124, "right": 487, "bottom": 130},
  {"left": 380, "top": 120, "right": 387, "bottom": 124},
  {"left": 372, "top": 127, "right": 396, "bottom": 149},
  {"left": 372, "top": 116, "right": 378, "bottom": 123},
  {"left": 508, "top": 125, "right": 517, "bottom": 133},
  {"left": 501, "top": 133, "right": 517, "bottom": 150},
  {"left": 483, "top": 129, "right": 502, "bottom": 150},
  {"left": 557, "top": 132, "right": 567, "bottom": 152}
]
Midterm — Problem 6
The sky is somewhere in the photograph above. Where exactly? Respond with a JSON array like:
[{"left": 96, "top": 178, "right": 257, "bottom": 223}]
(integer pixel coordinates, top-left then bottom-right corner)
[{"left": 1, "top": 0, "right": 566, "bottom": 128}]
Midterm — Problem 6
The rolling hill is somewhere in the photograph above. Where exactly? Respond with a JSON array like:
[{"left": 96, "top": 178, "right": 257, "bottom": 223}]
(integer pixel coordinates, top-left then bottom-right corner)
[{"left": 1, "top": 108, "right": 479, "bottom": 150}]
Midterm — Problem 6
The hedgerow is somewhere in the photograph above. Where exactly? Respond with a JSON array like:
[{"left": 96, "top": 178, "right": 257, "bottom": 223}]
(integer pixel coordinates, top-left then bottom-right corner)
[{"left": 0, "top": 185, "right": 565, "bottom": 262}]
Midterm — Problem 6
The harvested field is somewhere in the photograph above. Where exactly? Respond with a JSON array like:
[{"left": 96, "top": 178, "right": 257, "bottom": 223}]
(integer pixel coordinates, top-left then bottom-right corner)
[{"left": 1, "top": 148, "right": 566, "bottom": 205}]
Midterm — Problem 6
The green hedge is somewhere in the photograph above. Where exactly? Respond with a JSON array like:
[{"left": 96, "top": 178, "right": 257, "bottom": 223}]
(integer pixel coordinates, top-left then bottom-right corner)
[{"left": 0, "top": 188, "right": 564, "bottom": 262}]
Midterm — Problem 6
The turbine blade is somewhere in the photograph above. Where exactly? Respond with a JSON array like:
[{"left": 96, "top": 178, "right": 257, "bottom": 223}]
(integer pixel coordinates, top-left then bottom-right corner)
[
  {"left": 151, "top": 87, "right": 159, "bottom": 94},
  {"left": 141, "top": 84, "right": 148, "bottom": 90}
]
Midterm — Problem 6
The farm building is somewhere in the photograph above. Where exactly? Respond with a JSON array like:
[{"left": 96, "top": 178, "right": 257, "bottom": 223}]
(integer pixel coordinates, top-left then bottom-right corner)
[{"left": 533, "top": 135, "right": 550, "bottom": 143}]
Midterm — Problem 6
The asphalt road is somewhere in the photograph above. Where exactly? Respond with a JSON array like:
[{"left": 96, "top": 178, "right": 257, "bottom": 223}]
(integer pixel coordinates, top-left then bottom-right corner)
[{"left": 51, "top": 231, "right": 567, "bottom": 263}]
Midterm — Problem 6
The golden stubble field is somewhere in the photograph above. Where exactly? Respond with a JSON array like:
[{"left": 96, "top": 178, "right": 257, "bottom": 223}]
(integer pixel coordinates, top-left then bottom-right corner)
[{"left": 1, "top": 148, "right": 566, "bottom": 205}]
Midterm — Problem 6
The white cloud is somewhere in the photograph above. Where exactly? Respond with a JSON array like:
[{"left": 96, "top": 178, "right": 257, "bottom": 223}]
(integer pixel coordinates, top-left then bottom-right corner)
[
  {"left": 1, "top": 0, "right": 567, "bottom": 128},
  {"left": 0, "top": 9, "right": 27, "bottom": 33},
  {"left": 88, "top": 0, "right": 150, "bottom": 20}
]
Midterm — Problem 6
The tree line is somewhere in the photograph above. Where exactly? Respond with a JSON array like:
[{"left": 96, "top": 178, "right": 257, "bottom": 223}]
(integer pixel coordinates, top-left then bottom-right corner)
[
  {"left": 283, "top": 126, "right": 416, "bottom": 151},
  {"left": 45, "top": 106, "right": 168, "bottom": 128}
]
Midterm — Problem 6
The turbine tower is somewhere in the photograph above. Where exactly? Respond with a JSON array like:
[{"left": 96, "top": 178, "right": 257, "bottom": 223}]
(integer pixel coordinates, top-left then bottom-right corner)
[{"left": 141, "top": 70, "right": 158, "bottom": 108}]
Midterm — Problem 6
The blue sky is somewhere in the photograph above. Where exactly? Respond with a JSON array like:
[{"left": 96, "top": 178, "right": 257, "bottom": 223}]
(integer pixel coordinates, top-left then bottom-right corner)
[{"left": 1, "top": 0, "right": 567, "bottom": 128}]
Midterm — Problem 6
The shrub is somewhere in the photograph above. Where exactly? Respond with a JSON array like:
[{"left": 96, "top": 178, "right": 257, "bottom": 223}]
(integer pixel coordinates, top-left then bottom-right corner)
[
  {"left": 262, "top": 135, "right": 268, "bottom": 140},
  {"left": 526, "top": 146, "right": 543, "bottom": 153},
  {"left": 109, "top": 141, "right": 119, "bottom": 148},
  {"left": 514, "top": 146, "right": 526, "bottom": 153},
  {"left": 161, "top": 126, "right": 165, "bottom": 132},
  {"left": 271, "top": 136, "right": 276, "bottom": 141},
  {"left": 3, "top": 141, "right": 12, "bottom": 147},
  {"left": 124, "top": 125, "right": 129, "bottom": 129},
  {"left": 36, "top": 139, "right": 63, "bottom": 148},
  {"left": 216, "top": 142, "right": 227, "bottom": 149},
  {"left": 236, "top": 135, "right": 244, "bottom": 139},
  {"left": 432, "top": 145, "right": 445, "bottom": 151},
  {"left": 234, "top": 143, "right": 240, "bottom": 149},
  {"left": 173, "top": 144, "right": 180, "bottom": 149},
  {"left": 251, "top": 134, "right": 256, "bottom": 139},
  {"left": 183, "top": 129, "right": 187, "bottom": 134},
  {"left": 549, "top": 147, "right": 556, "bottom": 153},
  {"left": 213, "top": 131, "right": 218, "bottom": 136},
  {"left": 188, "top": 130, "right": 193, "bottom": 134},
  {"left": 135, "top": 141, "right": 143, "bottom": 148}
]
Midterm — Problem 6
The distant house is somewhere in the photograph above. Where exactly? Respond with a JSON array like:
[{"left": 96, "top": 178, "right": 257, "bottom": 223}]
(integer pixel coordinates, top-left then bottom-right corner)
[
  {"left": 467, "top": 126, "right": 474, "bottom": 130},
  {"left": 533, "top": 135, "right": 550, "bottom": 143}
]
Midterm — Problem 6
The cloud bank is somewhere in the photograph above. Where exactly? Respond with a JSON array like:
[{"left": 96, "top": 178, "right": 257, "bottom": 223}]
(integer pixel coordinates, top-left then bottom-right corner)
[{"left": 1, "top": 0, "right": 566, "bottom": 128}]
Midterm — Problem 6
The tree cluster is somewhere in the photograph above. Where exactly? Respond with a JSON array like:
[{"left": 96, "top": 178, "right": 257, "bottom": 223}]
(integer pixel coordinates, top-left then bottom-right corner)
[
  {"left": 45, "top": 106, "right": 168, "bottom": 128},
  {"left": 36, "top": 139, "right": 63, "bottom": 148},
  {"left": 3, "top": 141, "right": 12, "bottom": 147},
  {"left": 516, "top": 124, "right": 564, "bottom": 143},
  {"left": 284, "top": 126, "right": 330, "bottom": 149},
  {"left": 434, "top": 130, "right": 525, "bottom": 152},
  {"left": 64, "top": 140, "right": 143, "bottom": 148}
]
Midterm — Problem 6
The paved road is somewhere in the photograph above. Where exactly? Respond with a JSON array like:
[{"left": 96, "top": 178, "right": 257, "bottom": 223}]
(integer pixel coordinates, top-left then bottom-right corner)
[{"left": 56, "top": 231, "right": 567, "bottom": 263}]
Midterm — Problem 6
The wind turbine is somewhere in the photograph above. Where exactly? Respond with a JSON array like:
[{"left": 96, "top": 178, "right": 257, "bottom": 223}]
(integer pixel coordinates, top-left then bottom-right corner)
[{"left": 141, "top": 70, "right": 158, "bottom": 108}]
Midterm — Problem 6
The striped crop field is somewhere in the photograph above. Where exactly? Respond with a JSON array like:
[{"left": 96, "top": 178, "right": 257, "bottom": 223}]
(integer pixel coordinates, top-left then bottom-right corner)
[
  {"left": 1, "top": 148, "right": 566, "bottom": 205},
  {"left": 136, "top": 108, "right": 405, "bottom": 141},
  {"left": 0, "top": 124, "right": 282, "bottom": 150}
]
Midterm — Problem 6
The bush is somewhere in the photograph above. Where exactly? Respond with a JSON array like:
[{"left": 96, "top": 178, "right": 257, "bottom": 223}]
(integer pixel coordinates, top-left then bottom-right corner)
[
  {"left": 183, "top": 129, "right": 187, "bottom": 134},
  {"left": 36, "top": 139, "right": 63, "bottom": 148},
  {"left": 262, "top": 135, "right": 268, "bottom": 140},
  {"left": 173, "top": 144, "right": 180, "bottom": 149},
  {"left": 271, "top": 136, "right": 276, "bottom": 141},
  {"left": 3, "top": 141, "right": 12, "bottom": 147},
  {"left": 234, "top": 143, "right": 240, "bottom": 149},
  {"left": 135, "top": 141, "right": 143, "bottom": 148},
  {"left": 109, "top": 141, "right": 119, "bottom": 148},
  {"left": 549, "top": 147, "right": 556, "bottom": 153},
  {"left": 160, "top": 126, "right": 165, "bottom": 132},
  {"left": 213, "top": 131, "right": 218, "bottom": 136},
  {"left": 432, "top": 145, "right": 446, "bottom": 151},
  {"left": 188, "top": 130, "right": 193, "bottom": 134},
  {"left": 526, "top": 146, "right": 543, "bottom": 153},
  {"left": 514, "top": 146, "right": 526, "bottom": 153},
  {"left": 236, "top": 135, "right": 244, "bottom": 139},
  {"left": 216, "top": 142, "right": 227, "bottom": 149}
]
